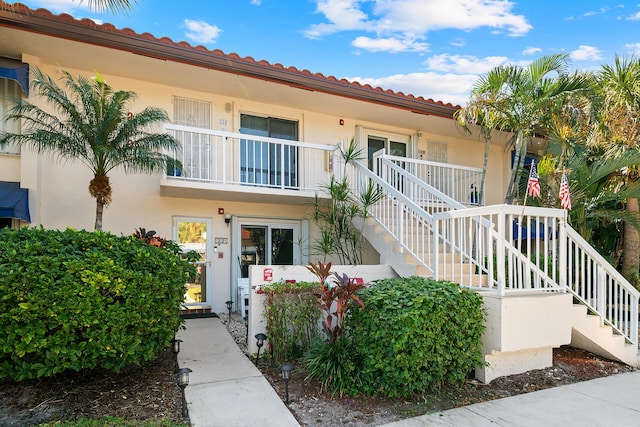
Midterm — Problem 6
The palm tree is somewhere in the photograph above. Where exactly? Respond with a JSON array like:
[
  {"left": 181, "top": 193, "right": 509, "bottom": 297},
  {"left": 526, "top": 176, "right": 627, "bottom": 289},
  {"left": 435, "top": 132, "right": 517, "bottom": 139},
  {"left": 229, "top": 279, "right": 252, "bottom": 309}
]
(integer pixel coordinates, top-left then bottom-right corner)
[
  {"left": 2, "top": 1, "right": 135, "bottom": 14},
  {"left": 455, "top": 69, "right": 511, "bottom": 205},
  {"left": 0, "top": 67, "right": 181, "bottom": 230},
  {"left": 592, "top": 55, "right": 640, "bottom": 284},
  {"left": 466, "top": 54, "right": 593, "bottom": 204},
  {"left": 87, "top": 0, "right": 135, "bottom": 13}
]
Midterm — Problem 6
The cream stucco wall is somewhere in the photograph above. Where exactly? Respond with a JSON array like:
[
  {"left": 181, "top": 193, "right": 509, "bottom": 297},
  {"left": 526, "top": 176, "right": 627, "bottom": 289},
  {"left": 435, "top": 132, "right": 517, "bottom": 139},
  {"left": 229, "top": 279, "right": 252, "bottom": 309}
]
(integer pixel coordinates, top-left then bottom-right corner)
[{"left": 3, "top": 43, "right": 514, "bottom": 313}]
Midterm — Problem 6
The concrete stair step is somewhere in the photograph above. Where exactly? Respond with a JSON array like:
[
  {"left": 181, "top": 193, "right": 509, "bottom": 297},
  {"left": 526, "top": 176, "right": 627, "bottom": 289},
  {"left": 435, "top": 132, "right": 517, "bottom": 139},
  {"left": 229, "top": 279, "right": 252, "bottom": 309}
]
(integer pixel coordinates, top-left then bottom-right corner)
[{"left": 570, "top": 304, "right": 639, "bottom": 367}]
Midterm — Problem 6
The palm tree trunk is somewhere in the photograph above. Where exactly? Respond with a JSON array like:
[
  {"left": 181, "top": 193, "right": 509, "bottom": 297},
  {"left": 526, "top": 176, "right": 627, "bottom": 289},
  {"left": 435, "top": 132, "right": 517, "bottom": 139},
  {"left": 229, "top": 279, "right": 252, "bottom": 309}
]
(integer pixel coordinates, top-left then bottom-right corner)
[
  {"left": 505, "top": 132, "right": 526, "bottom": 204},
  {"left": 95, "top": 201, "right": 104, "bottom": 231},
  {"left": 622, "top": 197, "right": 640, "bottom": 288},
  {"left": 478, "top": 134, "right": 491, "bottom": 205}
]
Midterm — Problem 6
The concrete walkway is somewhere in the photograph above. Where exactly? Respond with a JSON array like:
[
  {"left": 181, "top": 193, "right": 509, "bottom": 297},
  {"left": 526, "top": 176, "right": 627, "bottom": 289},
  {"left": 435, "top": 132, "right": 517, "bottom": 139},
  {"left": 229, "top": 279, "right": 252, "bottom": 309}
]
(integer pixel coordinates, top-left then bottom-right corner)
[
  {"left": 384, "top": 371, "right": 640, "bottom": 426},
  {"left": 177, "top": 317, "right": 640, "bottom": 427},
  {"left": 176, "top": 317, "right": 298, "bottom": 427}
]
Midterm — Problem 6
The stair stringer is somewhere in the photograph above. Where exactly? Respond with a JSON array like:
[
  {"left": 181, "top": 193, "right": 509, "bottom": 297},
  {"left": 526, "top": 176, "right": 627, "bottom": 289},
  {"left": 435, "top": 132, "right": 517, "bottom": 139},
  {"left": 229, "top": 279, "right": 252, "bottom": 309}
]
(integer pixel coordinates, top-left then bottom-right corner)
[{"left": 570, "top": 304, "right": 640, "bottom": 367}]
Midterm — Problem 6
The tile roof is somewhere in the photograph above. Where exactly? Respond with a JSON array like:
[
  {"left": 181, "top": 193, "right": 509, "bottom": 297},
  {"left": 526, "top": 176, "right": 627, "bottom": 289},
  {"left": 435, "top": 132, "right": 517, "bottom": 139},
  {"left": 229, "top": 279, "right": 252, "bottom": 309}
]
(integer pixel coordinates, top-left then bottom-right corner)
[{"left": 0, "top": 2, "right": 460, "bottom": 117}]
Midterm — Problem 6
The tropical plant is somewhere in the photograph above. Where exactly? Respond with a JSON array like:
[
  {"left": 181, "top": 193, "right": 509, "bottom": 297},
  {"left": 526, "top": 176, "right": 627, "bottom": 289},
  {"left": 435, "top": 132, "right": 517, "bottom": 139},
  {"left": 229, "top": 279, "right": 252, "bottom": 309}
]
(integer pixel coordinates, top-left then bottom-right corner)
[
  {"left": 306, "top": 261, "right": 367, "bottom": 344},
  {"left": 464, "top": 54, "right": 593, "bottom": 203},
  {"left": 87, "top": 0, "right": 135, "bottom": 13},
  {"left": 591, "top": 55, "right": 640, "bottom": 284},
  {"left": 0, "top": 68, "right": 181, "bottom": 230},
  {"left": 311, "top": 138, "right": 383, "bottom": 264},
  {"left": 455, "top": 70, "right": 511, "bottom": 205}
]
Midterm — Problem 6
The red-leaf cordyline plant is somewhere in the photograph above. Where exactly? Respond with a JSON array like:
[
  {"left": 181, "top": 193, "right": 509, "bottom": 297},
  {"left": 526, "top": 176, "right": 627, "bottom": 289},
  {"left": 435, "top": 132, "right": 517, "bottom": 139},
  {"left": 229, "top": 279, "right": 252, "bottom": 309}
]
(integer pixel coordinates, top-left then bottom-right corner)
[{"left": 306, "top": 261, "right": 367, "bottom": 343}]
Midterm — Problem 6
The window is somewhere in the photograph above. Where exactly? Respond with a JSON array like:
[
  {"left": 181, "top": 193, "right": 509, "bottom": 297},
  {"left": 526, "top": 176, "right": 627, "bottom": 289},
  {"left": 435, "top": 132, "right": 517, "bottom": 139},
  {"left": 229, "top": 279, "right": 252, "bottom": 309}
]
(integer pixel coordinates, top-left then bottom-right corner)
[
  {"left": 427, "top": 140, "right": 448, "bottom": 163},
  {"left": 173, "top": 97, "right": 212, "bottom": 128},
  {"left": 172, "top": 97, "right": 212, "bottom": 179},
  {"left": 0, "top": 79, "right": 21, "bottom": 155},
  {"left": 240, "top": 114, "right": 298, "bottom": 188}
]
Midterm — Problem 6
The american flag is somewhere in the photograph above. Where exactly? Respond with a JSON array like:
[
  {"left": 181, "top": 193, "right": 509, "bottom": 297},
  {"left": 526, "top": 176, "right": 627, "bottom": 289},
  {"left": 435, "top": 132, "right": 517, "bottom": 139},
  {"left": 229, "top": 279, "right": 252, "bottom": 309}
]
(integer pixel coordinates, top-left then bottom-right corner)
[
  {"left": 559, "top": 172, "right": 571, "bottom": 210},
  {"left": 527, "top": 160, "right": 541, "bottom": 199}
]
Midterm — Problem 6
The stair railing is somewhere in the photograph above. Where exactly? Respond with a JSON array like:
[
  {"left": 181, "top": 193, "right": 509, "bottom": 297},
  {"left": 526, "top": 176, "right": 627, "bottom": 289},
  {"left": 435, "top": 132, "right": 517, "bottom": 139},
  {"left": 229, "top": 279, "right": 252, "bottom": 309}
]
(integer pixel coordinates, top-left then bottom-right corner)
[
  {"left": 565, "top": 226, "right": 639, "bottom": 346},
  {"left": 372, "top": 154, "right": 564, "bottom": 293},
  {"left": 368, "top": 154, "right": 639, "bottom": 348}
]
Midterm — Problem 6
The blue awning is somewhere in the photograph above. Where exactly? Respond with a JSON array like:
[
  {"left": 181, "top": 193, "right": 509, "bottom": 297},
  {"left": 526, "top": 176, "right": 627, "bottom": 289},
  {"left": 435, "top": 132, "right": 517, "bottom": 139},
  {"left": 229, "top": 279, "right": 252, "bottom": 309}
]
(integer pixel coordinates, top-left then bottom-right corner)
[
  {"left": 0, "top": 58, "right": 29, "bottom": 96},
  {"left": 0, "top": 182, "right": 30, "bottom": 222}
]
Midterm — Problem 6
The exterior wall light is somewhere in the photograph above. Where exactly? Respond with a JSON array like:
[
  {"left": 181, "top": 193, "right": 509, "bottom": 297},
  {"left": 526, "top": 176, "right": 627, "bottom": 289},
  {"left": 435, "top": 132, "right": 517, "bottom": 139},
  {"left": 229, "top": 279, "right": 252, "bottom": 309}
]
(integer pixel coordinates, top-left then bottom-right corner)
[
  {"left": 175, "top": 367, "right": 192, "bottom": 418},
  {"left": 255, "top": 333, "right": 267, "bottom": 365},
  {"left": 279, "top": 364, "right": 294, "bottom": 403},
  {"left": 224, "top": 213, "right": 232, "bottom": 226}
]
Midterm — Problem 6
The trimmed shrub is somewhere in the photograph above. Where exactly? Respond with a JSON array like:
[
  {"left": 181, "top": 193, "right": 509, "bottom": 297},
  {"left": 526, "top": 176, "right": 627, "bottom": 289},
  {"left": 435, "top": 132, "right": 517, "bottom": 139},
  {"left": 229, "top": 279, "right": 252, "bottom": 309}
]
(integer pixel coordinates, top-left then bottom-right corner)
[
  {"left": 259, "top": 281, "right": 322, "bottom": 363},
  {"left": 348, "top": 277, "right": 486, "bottom": 397},
  {"left": 0, "top": 227, "right": 193, "bottom": 380}
]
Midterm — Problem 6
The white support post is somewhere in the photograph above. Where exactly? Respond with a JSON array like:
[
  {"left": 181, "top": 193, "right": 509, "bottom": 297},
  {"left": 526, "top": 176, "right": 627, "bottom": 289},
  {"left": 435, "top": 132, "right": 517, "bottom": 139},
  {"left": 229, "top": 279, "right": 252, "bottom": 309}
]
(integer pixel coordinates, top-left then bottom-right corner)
[
  {"left": 433, "top": 220, "right": 440, "bottom": 281},
  {"left": 597, "top": 266, "right": 606, "bottom": 326},
  {"left": 558, "top": 215, "right": 567, "bottom": 291},
  {"left": 497, "top": 210, "right": 506, "bottom": 297}
]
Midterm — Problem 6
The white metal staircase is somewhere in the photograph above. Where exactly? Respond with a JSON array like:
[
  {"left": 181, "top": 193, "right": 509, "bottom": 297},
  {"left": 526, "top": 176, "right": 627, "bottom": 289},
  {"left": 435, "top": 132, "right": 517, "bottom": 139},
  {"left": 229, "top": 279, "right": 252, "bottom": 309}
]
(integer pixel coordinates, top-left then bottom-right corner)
[{"left": 349, "top": 151, "right": 640, "bottom": 366}]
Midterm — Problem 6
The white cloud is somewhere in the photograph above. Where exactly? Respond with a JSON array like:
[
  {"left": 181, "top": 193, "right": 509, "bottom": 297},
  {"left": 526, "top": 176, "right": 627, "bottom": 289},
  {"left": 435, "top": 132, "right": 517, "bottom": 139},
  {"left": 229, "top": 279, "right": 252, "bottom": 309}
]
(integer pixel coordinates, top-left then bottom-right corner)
[
  {"left": 522, "top": 46, "right": 542, "bottom": 56},
  {"left": 348, "top": 71, "right": 478, "bottom": 106},
  {"left": 570, "top": 45, "right": 603, "bottom": 61},
  {"left": 451, "top": 38, "right": 466, "bottom": 47},
  {"left": 624, "top": 42, "right": 640, "bottom": 55},
  {"left": 183, "top": 19, "right": 222, "bottom": 44},
  {"left": 628, "top": 11, "right": 640, "bottom": 20},
  {"left": 304, "top": 0, "right": 369, "bottom": 38},
  {"left": 426, "top": 54, "right": 509, "bottom": 74},
  {"left": 352, "top": 36, "right": 429, "bottom": 53},
  {"left": 251, "top": 0, "right": 262, "bottom": 5},
  {"left": 584, "top": 7, "right": 609, "bottom": 17},
  {"left": 304, "top": 0, "right": 533, "bottom": 52},
  {"left": 12, "top": 0, "right": 90, "bottom": 14}
]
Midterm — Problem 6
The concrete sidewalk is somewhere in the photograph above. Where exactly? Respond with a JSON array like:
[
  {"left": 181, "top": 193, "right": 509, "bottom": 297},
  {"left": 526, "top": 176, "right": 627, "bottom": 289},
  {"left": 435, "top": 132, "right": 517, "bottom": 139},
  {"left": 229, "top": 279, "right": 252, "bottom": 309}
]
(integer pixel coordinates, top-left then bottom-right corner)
[
  {"left": 176, "top": 317, "right": 298, "bottom": 427},
  {"left": 177, "top": 317, "right": 640, "bottom": 427},
  {"left": 383, "top": 371, "right": 640, "bottom": 427}
]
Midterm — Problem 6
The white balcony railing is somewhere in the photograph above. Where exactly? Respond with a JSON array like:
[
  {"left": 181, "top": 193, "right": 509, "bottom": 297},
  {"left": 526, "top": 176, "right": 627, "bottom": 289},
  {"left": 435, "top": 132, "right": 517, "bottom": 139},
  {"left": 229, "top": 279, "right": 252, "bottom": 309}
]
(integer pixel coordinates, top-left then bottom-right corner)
[
  {"left": 163, "top": 124, "right": 341, "bottom": 193},
  {"left": 377, "top": 152, "right": 484, "bottom": 206}
]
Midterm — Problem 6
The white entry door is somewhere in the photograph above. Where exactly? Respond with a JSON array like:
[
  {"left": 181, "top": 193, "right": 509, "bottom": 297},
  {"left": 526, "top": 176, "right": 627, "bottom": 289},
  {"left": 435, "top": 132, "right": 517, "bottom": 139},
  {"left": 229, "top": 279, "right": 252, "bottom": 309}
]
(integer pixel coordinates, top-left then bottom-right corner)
[{"left": 173, "top": 217, "right": 213, "bottom": 308}]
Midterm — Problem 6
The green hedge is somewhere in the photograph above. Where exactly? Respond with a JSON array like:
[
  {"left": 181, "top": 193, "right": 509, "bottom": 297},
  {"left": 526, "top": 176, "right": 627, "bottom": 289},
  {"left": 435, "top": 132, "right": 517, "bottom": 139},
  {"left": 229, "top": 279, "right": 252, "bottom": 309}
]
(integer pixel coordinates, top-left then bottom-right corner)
[
  {"left": 348, "top": 277, "right": 486, "bottom": 397},
  {"left": 0, "top": 227, "right": 192, "bottom": 381}
]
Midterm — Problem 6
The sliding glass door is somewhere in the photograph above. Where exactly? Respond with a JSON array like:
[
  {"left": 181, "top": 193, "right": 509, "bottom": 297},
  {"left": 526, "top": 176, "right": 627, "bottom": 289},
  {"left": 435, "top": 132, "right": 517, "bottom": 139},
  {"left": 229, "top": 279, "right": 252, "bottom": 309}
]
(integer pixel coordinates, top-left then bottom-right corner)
[{"left": 240, "top": 114, "right": 298, "bottom": 188}]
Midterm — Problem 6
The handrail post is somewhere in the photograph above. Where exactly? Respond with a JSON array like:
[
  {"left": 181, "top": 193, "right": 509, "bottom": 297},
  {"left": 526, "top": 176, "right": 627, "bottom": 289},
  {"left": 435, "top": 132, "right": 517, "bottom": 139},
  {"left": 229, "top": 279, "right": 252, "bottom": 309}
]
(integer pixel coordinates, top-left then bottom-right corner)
[
  {"left": 497, "top": 209, "right": 506, "bottom": 296},
  {"left": 222, "top": 136, "right": 227, "bottom": 184},
  {"left": 397, "top": 201, "right": 404, "bottom": 253},
  {"left": 433, "top": 219, "right": 439, "bottom": 281},
  {"left": 597, "top": 266, "right": 606, "bottom": 326},
  {"left": 558, "top": 214, "right": 567, "bottom": 292},
  {"left": 632, "top": 298, "right": 639, "bottom": 347}
]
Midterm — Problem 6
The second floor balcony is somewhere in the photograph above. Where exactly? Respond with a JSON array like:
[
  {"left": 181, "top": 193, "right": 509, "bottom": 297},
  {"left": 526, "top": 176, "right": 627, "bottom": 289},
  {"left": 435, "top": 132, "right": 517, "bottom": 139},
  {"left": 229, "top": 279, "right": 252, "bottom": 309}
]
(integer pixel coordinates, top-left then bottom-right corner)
[
  {"left": 160, "top": 124, "right": 485, "bottom": 207},
  {"left": 161, "top": 124, "right": 341, "bottom": 204}
]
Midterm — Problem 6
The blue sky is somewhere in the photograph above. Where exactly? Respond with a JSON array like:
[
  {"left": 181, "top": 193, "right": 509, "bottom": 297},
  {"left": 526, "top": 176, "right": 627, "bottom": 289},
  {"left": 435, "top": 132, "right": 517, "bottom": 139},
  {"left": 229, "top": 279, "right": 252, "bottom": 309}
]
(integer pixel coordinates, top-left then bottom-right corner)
[{"left": 11, "top": 0, "right": 640, "bottom": 105}]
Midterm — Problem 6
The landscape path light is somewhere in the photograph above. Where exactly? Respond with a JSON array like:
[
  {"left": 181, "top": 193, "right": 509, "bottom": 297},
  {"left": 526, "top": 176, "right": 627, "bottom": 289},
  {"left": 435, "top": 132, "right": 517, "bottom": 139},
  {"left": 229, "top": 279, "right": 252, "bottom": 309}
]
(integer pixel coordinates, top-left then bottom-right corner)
[
  {"left": 175, "top": 367, "right": 192, "bottom": 418},
  {"left": 225, "top": 300, "right": 233, "bottom": 322},
  {"left": 244, "top": 315, "right": 249, "bottom": 344},
  {"left": 279, "top": 363, "right": 294, "bottom": 404},
  {"left": 255, "top": 333, "right": 267, "bottom": 365},
  {"left": 170, "top": 338, "right": 182, "bottom": 355}
]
